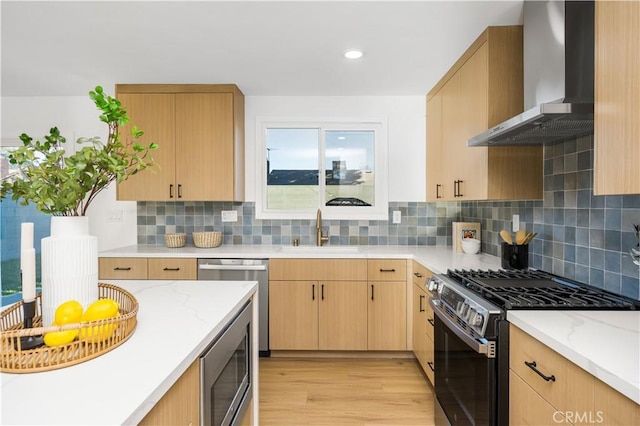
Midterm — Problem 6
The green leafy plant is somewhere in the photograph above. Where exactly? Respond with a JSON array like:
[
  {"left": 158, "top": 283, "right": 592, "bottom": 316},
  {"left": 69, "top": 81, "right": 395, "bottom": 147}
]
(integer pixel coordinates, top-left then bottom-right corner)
[{"left": 0, "top": 86, "right": 158, "bottom": 216}]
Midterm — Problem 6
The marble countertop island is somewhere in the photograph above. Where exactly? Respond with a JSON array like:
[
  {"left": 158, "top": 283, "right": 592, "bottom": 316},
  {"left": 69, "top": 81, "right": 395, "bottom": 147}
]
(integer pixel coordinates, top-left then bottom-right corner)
[{"left": 0, "top": 279, "right": 258, "bottom": 425}]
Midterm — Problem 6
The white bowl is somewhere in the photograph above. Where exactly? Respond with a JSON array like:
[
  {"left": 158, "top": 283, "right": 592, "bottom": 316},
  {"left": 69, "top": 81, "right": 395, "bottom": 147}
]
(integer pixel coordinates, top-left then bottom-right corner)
[{"left": 461, "top": 238, "right": 481, "bottom": 254}]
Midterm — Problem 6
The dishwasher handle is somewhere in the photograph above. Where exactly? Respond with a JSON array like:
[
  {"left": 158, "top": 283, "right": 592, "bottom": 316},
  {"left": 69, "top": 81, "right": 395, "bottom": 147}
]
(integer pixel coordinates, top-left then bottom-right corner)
[{"left": 198, "top": 264, "right": 267, "bottom": 271}]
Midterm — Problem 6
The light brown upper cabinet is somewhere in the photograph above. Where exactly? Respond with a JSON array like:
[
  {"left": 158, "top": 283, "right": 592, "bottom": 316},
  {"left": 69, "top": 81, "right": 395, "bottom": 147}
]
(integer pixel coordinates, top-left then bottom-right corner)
[
  {"left": 594, "top": 0, "right": 640, "bottom": 195},
  {"left": 115, "top": 84, "right": 245, "bottom": 201},
  {"left": 426, "top": 26, "right": 543, "bottom": 201}
]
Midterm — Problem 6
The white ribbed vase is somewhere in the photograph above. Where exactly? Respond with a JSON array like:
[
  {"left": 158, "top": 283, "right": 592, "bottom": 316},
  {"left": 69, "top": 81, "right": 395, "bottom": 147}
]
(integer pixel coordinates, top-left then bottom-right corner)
[{"left": 41, "top": 216, "right": 98, "bottom": 326}]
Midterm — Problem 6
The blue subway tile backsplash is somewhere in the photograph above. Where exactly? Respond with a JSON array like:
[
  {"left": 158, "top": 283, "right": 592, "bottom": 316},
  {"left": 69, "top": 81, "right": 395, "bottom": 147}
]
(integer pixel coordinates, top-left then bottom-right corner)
[{"left": 137, "top": 134, "right": 639, "bottom": 300}]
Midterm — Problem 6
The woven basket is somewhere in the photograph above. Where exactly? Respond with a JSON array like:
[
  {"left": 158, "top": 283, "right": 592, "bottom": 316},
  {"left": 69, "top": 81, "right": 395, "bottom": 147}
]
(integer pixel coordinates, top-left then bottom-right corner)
[
  {"left": 164, "top": 233, "right": 186, "bottom": 248},
  {"left": 0, "top": 283, "right": 138, "bottom": 373},
  {"left": 193, "top": 231, "right": 222, "bottom": 248}
]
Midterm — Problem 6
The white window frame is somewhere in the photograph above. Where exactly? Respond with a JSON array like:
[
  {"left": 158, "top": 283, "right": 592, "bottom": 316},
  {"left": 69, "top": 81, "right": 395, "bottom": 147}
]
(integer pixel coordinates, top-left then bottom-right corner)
[{"left": 255, "top": 118, "right": 388, "bottom": 220}]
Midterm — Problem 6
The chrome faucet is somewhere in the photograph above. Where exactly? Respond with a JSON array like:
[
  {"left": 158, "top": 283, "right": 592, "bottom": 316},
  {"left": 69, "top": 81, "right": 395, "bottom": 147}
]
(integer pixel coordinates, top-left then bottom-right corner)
[{"left": 316, "top": 209, "right": 329, "bottom": 246}]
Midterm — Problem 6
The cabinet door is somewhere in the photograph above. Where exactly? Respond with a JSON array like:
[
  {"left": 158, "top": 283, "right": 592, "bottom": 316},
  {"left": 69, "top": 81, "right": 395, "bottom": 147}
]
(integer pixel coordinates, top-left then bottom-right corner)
[
  {"left": 139, "top": 359, "right": 200, "bottom": 426},
  {"left": 440, "top": 73, "right": 461, "bottom": 201},
  {"left": 269, "top": 281, "right": 318, "bottom": 350},
  {"left": 175, "top": 93, "right": 235, "bottom": 201},
  {"left": 510, "top": 369, "right": 563, "bottom": 426},
  {"left": 412, "top": 283, "right": 428, "bottom": 371},
  {"left": 116, "top": 93, "right": 176, "bottom": 201},
  {"left": 458, "top": 42, "right": 489, "bottom": 200},
  {"left": 426, "top": 92, "right": 443, "bottom": 201},
  {"left": 594, "top": 378, "right": 640, "bottom": 426},
  {"left": 594, "top": 0, "right": 640, "bottom": 195},
  {"left": 368, "top": 281, "right": 407, "bottom": 350},
  {"left": 319, "top": 281, "right": 367, "bottom": 350}
]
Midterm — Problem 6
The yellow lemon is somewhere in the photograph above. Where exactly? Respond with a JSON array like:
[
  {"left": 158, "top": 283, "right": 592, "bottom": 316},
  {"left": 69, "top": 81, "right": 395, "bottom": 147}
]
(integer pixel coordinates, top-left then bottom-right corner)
[
  {"left": 54, "top": 300, "right": 83, "bottom": 325},
  {"left": 44, "top": 328, "right": 79, "bottom": 347},
  {"left": 80, "top": 313, "right": 120, "bottom": 343},
  {"left": 83, "top": 298, "right": 119, "bottom": 322}
]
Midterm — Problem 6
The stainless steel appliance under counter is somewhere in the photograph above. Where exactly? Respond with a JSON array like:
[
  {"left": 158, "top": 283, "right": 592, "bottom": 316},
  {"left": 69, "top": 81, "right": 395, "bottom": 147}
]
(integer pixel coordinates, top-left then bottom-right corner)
[{"left": 198, "top": 259, "right": 269, "bottom": 356}]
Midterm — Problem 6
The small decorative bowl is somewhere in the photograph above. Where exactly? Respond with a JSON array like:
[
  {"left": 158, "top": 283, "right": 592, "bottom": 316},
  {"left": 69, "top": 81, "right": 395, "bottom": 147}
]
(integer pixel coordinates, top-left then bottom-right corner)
[
  {"left": 193, "top": 231, "right": 222, "bottom": 248},
  {"left": 164, "top": 233, "right": 186, "bottom": 248},
  {"left": 461, "top": 238, "right": 481, "bottom": 254}
]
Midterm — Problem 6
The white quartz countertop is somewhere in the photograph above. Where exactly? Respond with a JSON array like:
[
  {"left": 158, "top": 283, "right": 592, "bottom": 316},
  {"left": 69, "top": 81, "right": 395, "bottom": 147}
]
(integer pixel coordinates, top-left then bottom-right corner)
[
  {"left": 1, "top": 279, "right": 258, "bottom": 425},
  {"left": 99, "top": 244, "right": 503, "bottom": 274},
  {"left": 508, "top": 310, "right": 640, "bottom": 404}
]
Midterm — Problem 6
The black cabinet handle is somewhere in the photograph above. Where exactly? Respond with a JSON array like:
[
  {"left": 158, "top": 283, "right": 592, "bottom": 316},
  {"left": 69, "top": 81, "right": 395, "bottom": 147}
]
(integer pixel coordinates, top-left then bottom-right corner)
[
  {"left": 114, "top": 267, "right": 131, "bottom": 271},
  {"left": 321, "top": 284, "right": 325, "bottom": 300},
  {"left": 419, "top": 295, "right": 425, "bottom": 312},
  {"left": 169, "top": 184, "right": 174, "bottom": 198},
  {"left": 379, "top": 269, "right": 396, "bottom": 273},
  {"left": 524, "top": 361, "right": 556, "bottom": 382},
  {"left": 436, "top": 184, "right": 442, "bottom": 199},
  {"left": 428, "top": 318, "right": 435, "bottom": 327},
  {"left": 414, "top": 272, "right": 423, "bottom": 278},
  {"left": 427, "top": 361, "right": 435, "bottom": 372},
  {"left": 312, "top": 284, "right": 315, "bottom": 301},
  {"left": 177, "top": 184, "right": 183, "bottom": 198},
  {"left": 453, "top": 180, "right": 464, "bottom": 197},
  {"left": 163, "top": 267, "right": 180, "bottom": 271},
  {"left": 458, "top": 180, "right": 463, "bottom": 197},
  {"left": 371, "top": 284, "right": 375, "bottom": 301}
]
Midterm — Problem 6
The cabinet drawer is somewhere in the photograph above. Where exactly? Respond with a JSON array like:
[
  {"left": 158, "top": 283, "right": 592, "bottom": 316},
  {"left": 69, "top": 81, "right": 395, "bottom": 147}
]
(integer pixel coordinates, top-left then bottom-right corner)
[
  {"left": 269, "top": 259, "right": 367, "bottom": 281},
  {"left": 148, "top": 258, "right": 197, "bottom": 280},
  {"left": 99, "top": 257, "right": 148, "bottom": 280},
  {"left": 368, "top": 259, "right": 406, "bottom": 281},
  {"left": 412, "top": 261, "right": 432, "bottom": 287},
  {"left": 510, "top": 324, "right": 594, "bottom": 417}
]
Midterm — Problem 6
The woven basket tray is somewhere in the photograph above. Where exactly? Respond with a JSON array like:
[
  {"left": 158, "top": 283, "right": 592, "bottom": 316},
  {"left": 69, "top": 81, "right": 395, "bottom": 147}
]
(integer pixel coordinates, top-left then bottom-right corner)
[
  {"left": 165, "top": 233, "right": 186, "bottom": 248},
  {"left": 0, "top": 283, "right": 138, "bottom": 373},
  {"left": 193, "top": 231, "right": 222, "bottom": 248}
]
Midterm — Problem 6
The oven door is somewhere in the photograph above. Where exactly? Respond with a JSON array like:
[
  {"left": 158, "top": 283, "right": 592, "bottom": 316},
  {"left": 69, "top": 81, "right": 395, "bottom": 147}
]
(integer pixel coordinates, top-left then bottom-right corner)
[{"left": 432, "top": 301, "right": 500, "bottom": 426}]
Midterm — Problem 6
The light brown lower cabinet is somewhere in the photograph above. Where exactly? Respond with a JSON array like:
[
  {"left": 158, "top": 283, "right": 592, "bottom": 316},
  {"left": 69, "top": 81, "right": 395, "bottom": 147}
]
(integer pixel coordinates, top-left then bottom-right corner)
[
  {"left": 411, "top": 261, "right": 434, "bottom": 385},
  {"left": 139, "top": 359, "right": 200, "bottom": 426},
  {"left": 368, "top": 281, "right": 406, "bottom": 351},
  {"left": 98, "top": 257, "right": 197, "bottom": 280},
  {"left": 510, "top": 324, "right": 640, "bottom": 425}
]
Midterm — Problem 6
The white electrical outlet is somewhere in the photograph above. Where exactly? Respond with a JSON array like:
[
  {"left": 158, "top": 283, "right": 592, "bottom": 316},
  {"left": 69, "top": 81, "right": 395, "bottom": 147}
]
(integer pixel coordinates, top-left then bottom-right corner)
[
  {"left": 512, "top": 214, "right": 520, "bottom": 232},
  {"left": 392, "top": 210, "right": 401, "bottom": 224},
  {"left": 221, "top": 210, "right": 238, "bottom": 222},
  {"left": 107, "top": 210, "right": 123, "bottom": 222}
]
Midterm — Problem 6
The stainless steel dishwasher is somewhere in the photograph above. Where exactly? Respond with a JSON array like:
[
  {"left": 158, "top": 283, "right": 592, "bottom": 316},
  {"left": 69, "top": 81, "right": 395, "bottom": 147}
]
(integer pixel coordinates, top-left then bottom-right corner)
[{"left": 198, "top": 258, "right": 270, "bottom": 356}]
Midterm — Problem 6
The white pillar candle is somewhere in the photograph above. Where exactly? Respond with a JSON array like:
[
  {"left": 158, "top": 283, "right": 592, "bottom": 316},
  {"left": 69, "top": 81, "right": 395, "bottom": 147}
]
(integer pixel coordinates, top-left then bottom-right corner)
[
  {"left": 21, "top": 248, "right": 36, "bottom": 302},
  {"left": 20, "top": 222, "right": 34, "bottom": 272}
]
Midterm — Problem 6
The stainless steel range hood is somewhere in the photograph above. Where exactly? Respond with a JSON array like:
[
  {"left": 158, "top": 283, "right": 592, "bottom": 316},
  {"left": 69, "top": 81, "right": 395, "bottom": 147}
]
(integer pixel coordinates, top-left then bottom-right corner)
[{"left": 468, "top": 0, "right": 594, "bottom": 147}]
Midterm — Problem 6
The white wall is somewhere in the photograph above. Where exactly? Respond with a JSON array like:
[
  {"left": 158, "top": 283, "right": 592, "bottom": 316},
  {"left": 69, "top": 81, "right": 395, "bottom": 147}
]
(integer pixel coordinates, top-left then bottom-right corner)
[
  {"left": 244, "top": 96, "right": 426, "bottom": 202},
  {"left": 2, "top": 95, "right": 426, "bottom": 249}
]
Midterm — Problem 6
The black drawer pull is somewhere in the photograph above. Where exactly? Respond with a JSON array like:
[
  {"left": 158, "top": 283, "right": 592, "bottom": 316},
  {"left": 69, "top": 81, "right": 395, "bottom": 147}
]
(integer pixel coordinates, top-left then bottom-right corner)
[
  {"left": 524, "top": 361, "right": 556, "bottom": 382},
  {"left": 419, "top": 295, "right": 425, "bottom": 312},
  {"left": 371, "top": 284, "right": 375, "bottom": 301},
  {"left": 312, "top": 284, "right": 315, "bottom": 301},
  {"left": 427, "top": 361, "right": 435, "bottom": 372},
  {"left": 428, "top": 318, "right": 435, "bottom": 327},
  {"left": 114, "top": 267, "right": 131, "bottom": 271},
  {"left": 321, "top": 284, "right": 325, "bottom": 300},
  {"left": 163, "top": 267, "right": 180, "bottom": 271},
  {"left": 414, "top": 272, "right": 423, "bottom": 278},
  {"left": 379, "top": 268, "right": 396, "bottom": 273}
]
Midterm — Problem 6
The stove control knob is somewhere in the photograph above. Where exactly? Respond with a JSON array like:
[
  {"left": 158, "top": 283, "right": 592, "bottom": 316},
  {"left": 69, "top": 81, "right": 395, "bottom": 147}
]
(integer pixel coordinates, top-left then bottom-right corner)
[
  {"left": 457, "top": 302, "right": 469, "bottom": 317},
  {"left": 466, "top": 307, "right": 476, "bottom": 322},
  {"left": 427, "top": 278, "right": 439, "bottom": 292},
  {"left": 471, "top": 312, "right": 484, "bottom": 328}
]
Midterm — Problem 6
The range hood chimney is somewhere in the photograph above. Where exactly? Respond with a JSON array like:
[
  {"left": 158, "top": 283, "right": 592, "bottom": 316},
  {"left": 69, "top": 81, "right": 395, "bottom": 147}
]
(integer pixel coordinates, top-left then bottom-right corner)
[{"left": 468, "top": 0, "right": 594, "bottom": 147}]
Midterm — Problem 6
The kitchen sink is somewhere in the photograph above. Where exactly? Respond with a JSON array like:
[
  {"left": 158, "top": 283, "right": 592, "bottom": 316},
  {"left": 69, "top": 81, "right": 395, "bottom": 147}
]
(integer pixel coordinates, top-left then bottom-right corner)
[{"left": 279, "top": 246, "right": 361, "bottom": 254}]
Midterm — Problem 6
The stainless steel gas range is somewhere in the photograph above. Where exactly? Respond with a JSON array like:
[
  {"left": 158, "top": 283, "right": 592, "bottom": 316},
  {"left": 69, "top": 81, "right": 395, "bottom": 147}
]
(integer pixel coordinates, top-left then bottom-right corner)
[{"left": 428, "top": 269, "right": 640, "bottom": 426}]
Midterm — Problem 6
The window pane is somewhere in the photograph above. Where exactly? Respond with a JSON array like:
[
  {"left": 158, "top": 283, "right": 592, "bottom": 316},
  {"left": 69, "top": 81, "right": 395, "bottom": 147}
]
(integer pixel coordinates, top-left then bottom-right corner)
[
  {"left": 325, "top": 130, "right": 375, "bottom": 206},
  {"left": 266, "top": 128, "right": 319, "bottom": 210},
  {"left": 1, "top": 147, "right": 50, "bottom": 306}
]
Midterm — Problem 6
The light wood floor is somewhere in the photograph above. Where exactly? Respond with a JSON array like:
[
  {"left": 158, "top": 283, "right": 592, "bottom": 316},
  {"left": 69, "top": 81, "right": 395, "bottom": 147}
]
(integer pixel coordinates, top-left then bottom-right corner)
[{"left": 259, "top": 357, "right": 435, "bottom": 425}]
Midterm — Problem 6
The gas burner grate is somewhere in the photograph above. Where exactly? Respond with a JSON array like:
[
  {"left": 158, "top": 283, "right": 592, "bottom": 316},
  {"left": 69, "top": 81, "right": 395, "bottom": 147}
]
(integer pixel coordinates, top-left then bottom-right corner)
[{"left": 446, "top": 268, "right": 640, "bottom": 310}]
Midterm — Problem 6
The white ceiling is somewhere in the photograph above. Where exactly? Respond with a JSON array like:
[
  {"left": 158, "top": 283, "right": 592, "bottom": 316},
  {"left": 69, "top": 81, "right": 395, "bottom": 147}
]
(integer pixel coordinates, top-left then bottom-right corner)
[{"left": 1, "top": 0, "right": 524, "bottom": 97}]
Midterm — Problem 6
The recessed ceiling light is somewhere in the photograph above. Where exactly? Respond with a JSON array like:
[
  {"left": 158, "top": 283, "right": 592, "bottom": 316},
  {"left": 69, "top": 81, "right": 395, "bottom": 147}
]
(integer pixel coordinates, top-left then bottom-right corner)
[{"left": 344, "top": 50, "right": 364, "bottom": 59}]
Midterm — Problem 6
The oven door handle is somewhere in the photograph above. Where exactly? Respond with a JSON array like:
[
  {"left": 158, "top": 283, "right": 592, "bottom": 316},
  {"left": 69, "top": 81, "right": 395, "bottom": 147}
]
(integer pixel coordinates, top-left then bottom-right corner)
[
  {"left": 198, "top": 264, "right": 267, "bottom": 271},
  {"left": 429, "top": 299, "right": 495, "bottom": 358}
]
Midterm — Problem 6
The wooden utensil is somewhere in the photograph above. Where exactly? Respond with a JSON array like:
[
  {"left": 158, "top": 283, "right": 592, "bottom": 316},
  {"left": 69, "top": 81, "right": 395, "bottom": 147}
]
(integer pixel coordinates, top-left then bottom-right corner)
[
  {"left": 515, "top": 230, "right": 526, "bottom": 245},
  {"left": 523, "top": 232, "right": 537, "bottom": 245},
  {"left": 500, "top": 230, "right": 513, "bottom": 245}
]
